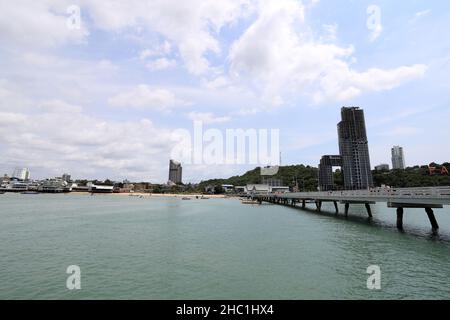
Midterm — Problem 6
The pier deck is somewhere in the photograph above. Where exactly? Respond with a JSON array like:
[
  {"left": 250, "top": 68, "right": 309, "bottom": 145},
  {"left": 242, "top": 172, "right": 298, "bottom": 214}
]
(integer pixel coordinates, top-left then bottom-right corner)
[{"left": 253, "top": 187, "right": 450, "bottom": 230}]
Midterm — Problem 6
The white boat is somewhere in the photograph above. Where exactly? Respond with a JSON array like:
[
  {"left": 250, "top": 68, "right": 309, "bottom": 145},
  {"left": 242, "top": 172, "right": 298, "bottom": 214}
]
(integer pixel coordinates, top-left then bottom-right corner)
[{"left": 241, "top": 199, "right": 260, "bottom": 204}]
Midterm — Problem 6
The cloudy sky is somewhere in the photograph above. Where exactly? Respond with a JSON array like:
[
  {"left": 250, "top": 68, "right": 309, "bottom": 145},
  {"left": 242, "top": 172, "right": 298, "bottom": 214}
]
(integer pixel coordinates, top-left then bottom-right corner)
[{"left": 1, "top": 0, "right": 449, "bottom": 183}]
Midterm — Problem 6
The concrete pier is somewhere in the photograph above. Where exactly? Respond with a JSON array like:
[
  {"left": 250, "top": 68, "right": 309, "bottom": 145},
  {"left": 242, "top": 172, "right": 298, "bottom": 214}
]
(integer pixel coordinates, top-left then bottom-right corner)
[{"left": 253, "top": 187, "right": 450, "bottom": 232}]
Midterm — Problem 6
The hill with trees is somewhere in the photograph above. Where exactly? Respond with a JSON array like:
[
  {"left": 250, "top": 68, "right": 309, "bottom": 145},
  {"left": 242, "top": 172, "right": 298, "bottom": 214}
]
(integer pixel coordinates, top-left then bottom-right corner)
[{"left": 198, "top": 163, "right": 450, "bottom": 192}]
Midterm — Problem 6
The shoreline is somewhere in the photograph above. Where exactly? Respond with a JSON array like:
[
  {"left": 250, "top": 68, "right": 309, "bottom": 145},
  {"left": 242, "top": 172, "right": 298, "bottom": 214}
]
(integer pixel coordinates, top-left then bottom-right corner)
[{"left": 67, "top": 192, "right": 228, "bottom": 198}]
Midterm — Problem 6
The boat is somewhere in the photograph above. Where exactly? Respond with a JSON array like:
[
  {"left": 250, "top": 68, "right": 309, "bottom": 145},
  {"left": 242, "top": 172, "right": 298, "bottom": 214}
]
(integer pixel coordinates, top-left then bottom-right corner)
[
  {"left": 181, "top": 197, "right": 191, "bottom": 200},
  {"left": 21, "top": 191, "right": 39, "bottom": 195},
  {"left": 241, "top": 199, "right": 260, "bottom": 204}
]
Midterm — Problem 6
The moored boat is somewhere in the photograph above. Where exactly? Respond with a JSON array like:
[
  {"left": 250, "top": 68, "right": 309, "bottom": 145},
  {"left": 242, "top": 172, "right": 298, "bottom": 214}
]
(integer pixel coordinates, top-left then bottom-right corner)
[{"left": 241, "top": 199, "right": 259, "bottom": 204}]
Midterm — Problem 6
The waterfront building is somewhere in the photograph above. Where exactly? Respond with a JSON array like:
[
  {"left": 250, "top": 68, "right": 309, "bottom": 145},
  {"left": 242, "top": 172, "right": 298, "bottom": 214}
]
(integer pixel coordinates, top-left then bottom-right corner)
[
  {"left": 168, "top": 160, "right": 182, "bottom": 184},
  {"left": 1, "top": 174, "right": 10, "bottom": 186},
  {"left": 89, "top": 184, "right": 114, "bottom": 193},
  {"left": 12, "top": 168, "right": 30, "bottom": 181},
  {"left": 39, "top": 179, "right": 70, "bottom": 193},
  {"left": 318, "top": 107, "right": 374, "bottom": 191},
  {"left": 245, "top": 184, "right": 290, "bottom": 195},
  {"left": 392, "top": 146, "right": 406, "bottom": 170},
  {"left": 235, "top": 186, "right": 246, "bottom": 194},
  {"left": 62, "top": 173, "right": 71, "bottom": 183},
  {"left": 0, "top": 180, "right": 29, "bottom": 192},
  {"left": 221, "top": 184, "right": 235, "bottom": 193},
  {"left": 375, "top": 164, "right": 390, "bottom": 171}
]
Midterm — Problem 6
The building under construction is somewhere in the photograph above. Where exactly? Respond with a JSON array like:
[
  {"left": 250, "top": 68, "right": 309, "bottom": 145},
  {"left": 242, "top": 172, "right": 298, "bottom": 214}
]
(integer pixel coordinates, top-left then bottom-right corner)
[{"left": 318, "top": 107, "right": 373, "bottom": 191}]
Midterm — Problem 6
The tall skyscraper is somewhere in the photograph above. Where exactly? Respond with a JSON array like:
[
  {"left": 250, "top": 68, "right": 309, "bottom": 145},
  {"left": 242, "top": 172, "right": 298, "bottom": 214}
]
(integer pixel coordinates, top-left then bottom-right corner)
[
  {"left": 168, "top": 160, "right": 182, "bottom": 184},
  {"left": 318, "top": 107, "right": 373, "bottom": 191},
  {"left": 12, "top": 167, "right": 30, "bottom": 181},
  {"left": 338, "top": 107, "right": 373, "bottom": 190},
  {"left": 391, "top": 146, "right": 405, "bottom": 170}
]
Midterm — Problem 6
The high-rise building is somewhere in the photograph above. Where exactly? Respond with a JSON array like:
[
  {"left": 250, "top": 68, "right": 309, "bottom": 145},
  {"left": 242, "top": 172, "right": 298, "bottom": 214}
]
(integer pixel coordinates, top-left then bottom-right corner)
[
  {"left": 168, "top": 160, "right": 182, "bottom": 184},
  {"left": 338, "top": 107, "right": 373, "bottom": 190},
  {"left": 62, "top": 173, "right": 71, "bottom": 183},
  {"left": 318, "top": 155, "right": 343, "bottom": 191},
  {"left": 391, "top": 146, "right": 405, "bottom": 170},
  {"left": 318, "top": 107, "right": 374, "bottom": 191},
  {"left": 12, "top": 167, "right": 30, "bottom": 181}
]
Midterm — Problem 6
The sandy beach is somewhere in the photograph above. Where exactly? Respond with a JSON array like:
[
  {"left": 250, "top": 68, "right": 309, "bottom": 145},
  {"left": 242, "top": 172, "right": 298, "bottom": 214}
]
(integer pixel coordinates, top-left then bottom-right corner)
[{"left": 69, "top": 192, "right": 227, "bottom": 198}]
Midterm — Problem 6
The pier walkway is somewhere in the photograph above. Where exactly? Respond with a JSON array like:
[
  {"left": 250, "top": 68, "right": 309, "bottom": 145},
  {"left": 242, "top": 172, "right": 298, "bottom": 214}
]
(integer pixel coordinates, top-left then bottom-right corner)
[{"left": 253, "top": 187, "right": 450, "bottom": 230}]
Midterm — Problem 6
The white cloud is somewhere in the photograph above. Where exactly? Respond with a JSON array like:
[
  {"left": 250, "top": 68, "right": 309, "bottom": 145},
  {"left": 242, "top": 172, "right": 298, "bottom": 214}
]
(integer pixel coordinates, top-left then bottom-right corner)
[
  {"left": 314, "top": 64, "right": 427, "bottom": 103},
  {"left": 146, "top": 58, "right": 177, "bottom": 71},
  {"left": 187, "top": 112, "right": 231, "bottom": 124},
  {"left": 322, "top": 24, "right": 338, "bottom": 42},
  {"left": 83, "top": 0, "right": 252, "bottom": 75},
  {"left": 229, "top": 0, "right": 427, "bottom": 105},
  {"left": 108, "top": 85, "right": 186, "bottom": 111},
  {"left": 415, "top": 9, "right": 431, "bottom": 18},
  {"left": 0, "top": 0, "right": 88, "bottom": 47},
  {"left": 409, "top": 9, "right": 432, "bottom": 25},
  {"left": 139, "top": 41, "right": 172, "bottom": 60}
]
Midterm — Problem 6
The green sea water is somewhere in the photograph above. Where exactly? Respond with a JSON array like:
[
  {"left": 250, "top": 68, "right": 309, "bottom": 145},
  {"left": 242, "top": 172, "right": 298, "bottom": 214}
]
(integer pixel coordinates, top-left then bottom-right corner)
[{"left": 1, "top": 193, "right": 450, "bottom": 299}]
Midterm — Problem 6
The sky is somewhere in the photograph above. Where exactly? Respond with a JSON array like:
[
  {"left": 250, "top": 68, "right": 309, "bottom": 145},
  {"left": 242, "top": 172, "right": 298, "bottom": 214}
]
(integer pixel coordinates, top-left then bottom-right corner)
[{"left": 0, "top": 0, "right": 449, "bottom": 183}]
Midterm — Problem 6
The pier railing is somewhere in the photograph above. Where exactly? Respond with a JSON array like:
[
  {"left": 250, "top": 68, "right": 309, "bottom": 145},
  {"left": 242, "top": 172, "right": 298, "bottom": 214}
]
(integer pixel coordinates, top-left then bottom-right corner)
[{"left": 255, "top": 187, "right": 450, "bottom": 206}]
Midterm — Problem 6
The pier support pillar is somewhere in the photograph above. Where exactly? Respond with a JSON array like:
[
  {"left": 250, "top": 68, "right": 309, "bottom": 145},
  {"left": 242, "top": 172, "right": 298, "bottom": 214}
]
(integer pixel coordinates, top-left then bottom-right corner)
[
  {"left": 365, "top": 203, "right": 373, "bottom": 218},
  {"left": 333, "top": 201, "right": 339, "bottom": 214},
  {"left": 344, "top": 203, "right": 349, "bottom": 217},
  {"left": 396, "top": 207, "right": 404, "bottom": 230},
  {"left": 302, "top": 200, "right": 306, "bottom": 209},
  {"left": 425, "top": 207, "right": 439, "bottom": 230},
  {"left": 316, "top": 201, "right": 322, "bottom": 212}
]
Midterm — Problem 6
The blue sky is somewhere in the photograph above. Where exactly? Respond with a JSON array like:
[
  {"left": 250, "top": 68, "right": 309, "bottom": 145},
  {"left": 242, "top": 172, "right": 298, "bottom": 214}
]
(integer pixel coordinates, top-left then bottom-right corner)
[{"left": 0, "top": 0, "right": 449, "bottom": 183}]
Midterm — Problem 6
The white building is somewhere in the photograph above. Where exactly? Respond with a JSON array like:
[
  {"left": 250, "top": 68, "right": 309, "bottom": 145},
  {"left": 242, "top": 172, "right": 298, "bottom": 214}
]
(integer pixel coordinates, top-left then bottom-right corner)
[
  {"left": 221, "top": 184, "right": 234, "bottom": 193},
  {"left": 391, "top": 146, "right": 405, "bottom": 170},
  {"left": 245, "top": 184, "right": 290, "bottom": 195},
  {"left": 12, "top": 168, "right": 30, "bottom": 181}
]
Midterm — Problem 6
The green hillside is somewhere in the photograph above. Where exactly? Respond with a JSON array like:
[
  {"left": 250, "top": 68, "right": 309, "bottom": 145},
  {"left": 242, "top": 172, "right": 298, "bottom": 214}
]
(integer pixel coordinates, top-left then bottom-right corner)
[{"left": 198, "top": 163, "right": 450, "bottom": 192}]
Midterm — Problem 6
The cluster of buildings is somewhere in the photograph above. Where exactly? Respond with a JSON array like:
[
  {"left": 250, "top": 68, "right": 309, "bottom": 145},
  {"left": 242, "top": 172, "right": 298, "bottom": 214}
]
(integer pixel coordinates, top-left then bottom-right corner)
[
  {"left": 375, "top": 146, "right": 406, "bottom": 171},
  {"left": 0, "top": 168, "right": 72, "bottom": 193},
  {"left": 0, "top": 161, "right": 190, "bottom": 194},
  {"left": 318, "top": 107, "right": 408, "bottom": 191}
]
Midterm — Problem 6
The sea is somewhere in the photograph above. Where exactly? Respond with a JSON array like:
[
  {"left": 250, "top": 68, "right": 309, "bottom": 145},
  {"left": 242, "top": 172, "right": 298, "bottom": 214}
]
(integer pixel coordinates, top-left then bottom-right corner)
[{"left": 1, "top": 193, "right": 450, "bottom": 299}]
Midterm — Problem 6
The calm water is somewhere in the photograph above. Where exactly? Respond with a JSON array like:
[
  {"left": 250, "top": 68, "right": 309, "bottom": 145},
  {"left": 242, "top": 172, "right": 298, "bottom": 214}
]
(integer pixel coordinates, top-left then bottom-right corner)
[{"left": 1, "top": 193, "right": 450, "bottom": 300}]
